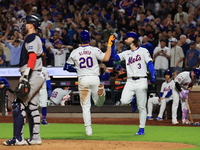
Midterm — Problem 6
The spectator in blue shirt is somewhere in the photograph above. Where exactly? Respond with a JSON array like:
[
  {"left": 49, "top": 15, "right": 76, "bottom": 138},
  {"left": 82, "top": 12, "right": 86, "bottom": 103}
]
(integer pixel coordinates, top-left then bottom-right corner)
[
  {"left": 141, "top": 35, "right": 154, "bottom": 57},
  {"left": 3, "top": 39, "right": 22, "bottom": 67},
  {"left": 99, "top": 63, "right": 110, "bottom": 81},
  {"left": 184, "top": 41, "right": 200, "bottom": 70}
]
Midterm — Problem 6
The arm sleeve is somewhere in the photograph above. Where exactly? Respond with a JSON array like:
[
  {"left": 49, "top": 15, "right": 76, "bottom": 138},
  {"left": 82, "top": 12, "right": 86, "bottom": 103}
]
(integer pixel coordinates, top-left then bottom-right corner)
[
  {"left": 27, "top": 52, "right": 37, "bottom": 70},
  {"left": 175, "top": 82, "right": 182, "bottom": 92},
  {"left": 46, "top": 80, "right": 52, "bottom": 91},
  {"left": 147, "top": 61, "right": 155, "bottom": 78},
  {"left": 165, "top": 89, "right": 172, "bottom": 98},
  {"left": 159, "top": 92, "right": 163, "bottom": 98},
  {"left": 4, "top": 41, "right": 13, "bottom": 50}
]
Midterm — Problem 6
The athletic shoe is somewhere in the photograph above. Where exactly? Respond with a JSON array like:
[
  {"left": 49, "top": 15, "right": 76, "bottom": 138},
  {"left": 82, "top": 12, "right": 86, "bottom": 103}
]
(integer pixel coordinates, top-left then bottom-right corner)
[
  {"left": 172, "top": 121, "right": 179, "bottom": 125},
  {"left": 155, "top": 117, "right": 163, "bottom": 121},
  {"left": 98, "top": 84, "right": 104, "bottom": 96},
  {"left": 25, "top": 138, "right": 42, "bottom": 145},
  {"left": 135, "top": 128, "right": 145, "bottom": 135},
  {"left": 182, "top": 119, "right": 190, "bottom": 124},
  {"left": 146, "top": 116, "right": 153, "bottom": 120},
  {"left": 3, "top": 138, "right": 26, "bottom": 146},
  {"left": 85, "top": 125, "right": 92, "bottom": 136},
  {"left": 41, "top": 119, "right": 49, "bottom": 125}
]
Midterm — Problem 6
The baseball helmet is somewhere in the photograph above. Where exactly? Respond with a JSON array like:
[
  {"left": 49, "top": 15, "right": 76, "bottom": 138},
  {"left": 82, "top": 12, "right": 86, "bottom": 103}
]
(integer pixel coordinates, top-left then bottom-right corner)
[
  {"left": 14, "top": 81, "right": 31, "bottom": 97},
  {"left": 80, "top": 30, "right": 90, "bottom": 44},
  {"left": 125, "top": 32, "right": 139, "bottom": 40},
  {"left": 25, "top": 15, "right": 41, "bottom": 28},
  {"left": 193, "top": 68, "right": 200, "bottom": 79},
  {"left": 164, "top": 70, "right": 172, "bottom": 78}
]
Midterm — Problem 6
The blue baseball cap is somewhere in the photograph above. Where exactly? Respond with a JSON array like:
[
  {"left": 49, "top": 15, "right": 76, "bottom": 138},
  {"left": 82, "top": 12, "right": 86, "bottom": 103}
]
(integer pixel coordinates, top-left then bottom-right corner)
[{"left": 125, "top": 32, "right": 138, "bottom": 40}]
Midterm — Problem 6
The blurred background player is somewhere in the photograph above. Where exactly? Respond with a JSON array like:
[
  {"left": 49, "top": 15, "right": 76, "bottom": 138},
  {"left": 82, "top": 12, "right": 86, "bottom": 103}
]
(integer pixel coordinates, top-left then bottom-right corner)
[
  {"left": 63, "top": 30, "right": 114, "bottom": 136},
  {"left": 49, "top": 86, "right": 72, "bottom": 106},
  {"left": 147, "top": 70, "right": 174, "bottom": 121},
  {"left": 172, "top": 68, "right": 200, "bottom": 125},
  {"left": 111, "top": 32, "right": 156, "bottom": 135},
  {"left": 0, "top": 76, "right": 11, "bottom": 115},
  {"left": 39, "top": 67, "right": 52, "bottom": 125}
]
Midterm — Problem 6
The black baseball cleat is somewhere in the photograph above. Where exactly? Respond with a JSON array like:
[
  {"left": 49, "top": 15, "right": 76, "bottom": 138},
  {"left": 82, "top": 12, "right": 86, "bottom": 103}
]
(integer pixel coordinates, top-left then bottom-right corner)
[{"left": 3, "top": 138, "right": 26, "bottom": 146}]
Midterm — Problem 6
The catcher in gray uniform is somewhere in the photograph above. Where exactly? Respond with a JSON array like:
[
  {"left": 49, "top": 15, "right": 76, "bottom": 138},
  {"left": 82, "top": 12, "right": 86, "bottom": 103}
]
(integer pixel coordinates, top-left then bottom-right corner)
[{"left": 3, "top": 15, "right": 45, "bottom": 146}]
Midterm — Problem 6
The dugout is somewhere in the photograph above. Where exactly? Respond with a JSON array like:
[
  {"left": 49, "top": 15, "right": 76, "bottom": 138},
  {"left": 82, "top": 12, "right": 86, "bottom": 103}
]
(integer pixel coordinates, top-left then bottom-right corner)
[{"left": 0, "top": 67, "right": 181, "bottom": 119}]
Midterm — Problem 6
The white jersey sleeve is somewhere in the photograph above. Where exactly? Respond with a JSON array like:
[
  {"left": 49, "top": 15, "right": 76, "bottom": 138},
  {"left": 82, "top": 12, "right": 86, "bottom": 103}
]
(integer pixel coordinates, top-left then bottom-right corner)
[
  {"left": 118, "top": 47, "right": 153, "bottom": 77},
  {"left": 66, "top": 45, "right": 105, "bottom": 77},
  {"left": 174, "top": 71, "right": 192, "bottom": 90}
]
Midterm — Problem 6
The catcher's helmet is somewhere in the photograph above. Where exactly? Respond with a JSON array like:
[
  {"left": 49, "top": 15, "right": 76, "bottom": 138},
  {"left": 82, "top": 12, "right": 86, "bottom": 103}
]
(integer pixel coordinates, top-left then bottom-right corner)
[
  {"left": 125, "top": 32, "right": 138, "bottom": 40},
  {"left": 26, "top": 15, "right": 41, "bottom": 28},
  {"left": 193, "top": 68, "right": 200, "bottom": 79},
  {"left": 14, "top": 81, "right": 31, "bottom": 97},
  {"left": 80, "top": 30, "right": 90, "bottom": 44},
  {"left": 164, "top": 70, "right": 172, "bottom": 78}
]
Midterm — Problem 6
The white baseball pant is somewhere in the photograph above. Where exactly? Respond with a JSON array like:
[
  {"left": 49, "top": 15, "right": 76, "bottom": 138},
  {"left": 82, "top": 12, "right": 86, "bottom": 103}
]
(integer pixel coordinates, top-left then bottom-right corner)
[
  {"left": 120, "top": 78, "right": 148, "bottom": 128},
  {"left": 172, "top": 88, "right": 188, "bottom": 123},
  {"left": 147, "top": 97, "right": 172, "bottom": 118},
  {"left": 78, "top": 76, "right": 105, "bottom": 127}
]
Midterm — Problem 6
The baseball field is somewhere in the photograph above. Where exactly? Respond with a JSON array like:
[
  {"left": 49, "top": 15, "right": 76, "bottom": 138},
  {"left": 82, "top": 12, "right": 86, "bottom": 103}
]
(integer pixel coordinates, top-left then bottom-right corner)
[{"left": 0, "top": 116, "right": 199, "bottom": 150}]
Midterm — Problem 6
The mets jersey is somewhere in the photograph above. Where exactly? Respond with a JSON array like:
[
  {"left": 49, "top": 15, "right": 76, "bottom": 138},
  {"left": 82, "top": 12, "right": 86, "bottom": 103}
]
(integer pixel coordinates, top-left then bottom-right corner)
[
  {"left": 117, "top": 47, "right": 152, "bottom": 77},
  {"left": 50, "top": 47, "right": 69, "bottom": 66},
  {"left": 174, "top": 71, "right": 192, "bottom": 90},
  {"left": 160, "top": 80, "right": 174, "bottom": 99},
  {"left": 67, "top": 45, "right": 105, "bottom": 77}
]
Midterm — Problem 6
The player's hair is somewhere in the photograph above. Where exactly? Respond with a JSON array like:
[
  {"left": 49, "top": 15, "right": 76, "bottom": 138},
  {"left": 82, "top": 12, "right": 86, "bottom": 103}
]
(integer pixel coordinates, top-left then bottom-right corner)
[{"left": 132, "top": 39, "right": 140, "bottom": 47}]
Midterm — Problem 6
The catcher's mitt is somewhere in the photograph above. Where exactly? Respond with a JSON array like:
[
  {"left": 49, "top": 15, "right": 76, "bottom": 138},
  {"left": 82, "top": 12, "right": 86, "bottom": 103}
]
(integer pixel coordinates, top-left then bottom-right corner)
[{"left": 14, "top": 81, "right": 31, "bottom": 97}]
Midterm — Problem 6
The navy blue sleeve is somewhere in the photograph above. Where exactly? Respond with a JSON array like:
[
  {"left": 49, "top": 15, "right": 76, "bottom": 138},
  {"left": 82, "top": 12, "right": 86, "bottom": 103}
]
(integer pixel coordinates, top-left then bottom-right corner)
[
  {"left": 165, "top": 89, "right": 172, "bottom": 98},
  {"left": 159, "top": 92, "right": 163, "bottom": 98}
]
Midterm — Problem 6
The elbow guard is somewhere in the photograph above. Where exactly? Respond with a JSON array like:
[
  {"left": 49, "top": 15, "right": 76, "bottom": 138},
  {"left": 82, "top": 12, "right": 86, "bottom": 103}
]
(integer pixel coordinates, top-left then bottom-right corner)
[{"left": 175, "top": 82, "right": 182, "bottom": 92}]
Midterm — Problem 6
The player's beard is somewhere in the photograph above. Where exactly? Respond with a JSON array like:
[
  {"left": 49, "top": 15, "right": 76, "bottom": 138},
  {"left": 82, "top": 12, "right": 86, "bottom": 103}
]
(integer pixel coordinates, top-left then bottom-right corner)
[{"left": 125, "top": 41, "right": 131, "bottom": 49}]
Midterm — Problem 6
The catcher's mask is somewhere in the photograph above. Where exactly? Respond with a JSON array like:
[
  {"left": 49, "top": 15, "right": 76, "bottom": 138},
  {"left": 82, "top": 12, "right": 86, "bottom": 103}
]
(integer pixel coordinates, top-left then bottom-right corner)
[{"left": 14, "top": 81, "right": 31, "bottom": 97}]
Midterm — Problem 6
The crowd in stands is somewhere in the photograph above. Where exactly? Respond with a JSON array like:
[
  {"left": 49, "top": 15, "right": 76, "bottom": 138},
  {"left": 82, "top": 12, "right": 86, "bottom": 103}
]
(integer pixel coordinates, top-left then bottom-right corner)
[{"left": 0, "top": 0, "right": 200, "bottom": 78}]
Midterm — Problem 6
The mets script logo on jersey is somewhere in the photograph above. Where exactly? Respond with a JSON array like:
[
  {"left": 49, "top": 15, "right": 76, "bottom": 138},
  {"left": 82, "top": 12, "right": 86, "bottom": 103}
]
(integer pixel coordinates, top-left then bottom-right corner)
[
  {"left": 28, "top": 46, "right": 33, "bottom": 50},
  {"left": 163, "top": 86, "right": 171, "bottom": 92},
  {"left": 127, "top": 55, "right": 141, "bottom": 65}
]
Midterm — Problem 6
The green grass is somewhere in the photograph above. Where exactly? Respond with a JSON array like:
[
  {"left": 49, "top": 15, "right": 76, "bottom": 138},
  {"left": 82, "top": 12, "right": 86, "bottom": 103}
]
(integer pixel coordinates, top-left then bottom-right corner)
[{"left": 0, "top": 123, "right": 200, "bottom": 149}]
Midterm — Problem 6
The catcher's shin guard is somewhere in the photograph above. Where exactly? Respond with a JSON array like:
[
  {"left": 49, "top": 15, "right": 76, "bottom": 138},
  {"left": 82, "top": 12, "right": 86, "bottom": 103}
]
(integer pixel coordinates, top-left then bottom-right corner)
[
  {"left": 12, "top": 99, "right": 26, "bottom": 141},
  {"left": 26, "top": 102, "right": 41, "bottom": 141}
]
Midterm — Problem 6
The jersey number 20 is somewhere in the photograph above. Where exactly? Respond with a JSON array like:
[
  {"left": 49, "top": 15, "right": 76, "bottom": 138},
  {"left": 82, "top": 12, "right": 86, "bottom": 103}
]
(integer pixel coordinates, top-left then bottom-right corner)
[{"left": 79, "top": 57, "right": 93, "bottom": 68}]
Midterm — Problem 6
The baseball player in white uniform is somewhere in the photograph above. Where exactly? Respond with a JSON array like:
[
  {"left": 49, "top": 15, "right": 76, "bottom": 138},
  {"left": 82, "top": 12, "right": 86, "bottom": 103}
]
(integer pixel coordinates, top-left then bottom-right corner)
[
  {"left": 147, "top": 70, "right": 174, "bottom": 121},
  {"left": 112, "top": 32, "right": 156, "bottom": 135},
  {"left": 50, "top": 87, "right": 72, "bottom": 105},
  {"left": 172, "top": 69, "right": 200, "bottom": 124},
  {"left": 63, "top": 30, "right": 114, "bottom": 136},
  {"left": 39, "top": 67, "right": 52, "bottom": 125},
  {"left": 48, "top": 41, "right": 70, "bottom": 66},
  {"left": 4, "top": 15, "right": 44, "bottom": 146}
]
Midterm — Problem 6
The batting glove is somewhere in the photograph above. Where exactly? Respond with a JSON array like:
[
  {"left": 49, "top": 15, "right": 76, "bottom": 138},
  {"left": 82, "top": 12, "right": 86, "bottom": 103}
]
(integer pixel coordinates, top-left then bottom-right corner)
[
  {"left": 180, "top": 91, "right": 187, "bottom": 99},
  {"left": 107, "top": 34, "right": 116, "bottom": 47}
]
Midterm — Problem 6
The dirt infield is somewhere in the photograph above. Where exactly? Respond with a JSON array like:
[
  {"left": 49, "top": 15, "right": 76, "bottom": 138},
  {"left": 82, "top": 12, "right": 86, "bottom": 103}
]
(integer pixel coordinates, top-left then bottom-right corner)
[{"left": 0, "top": 116, "right": 197, "bottom": 150}]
